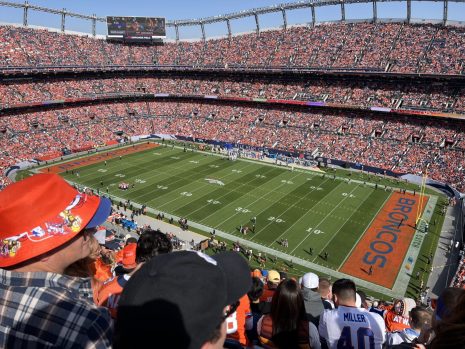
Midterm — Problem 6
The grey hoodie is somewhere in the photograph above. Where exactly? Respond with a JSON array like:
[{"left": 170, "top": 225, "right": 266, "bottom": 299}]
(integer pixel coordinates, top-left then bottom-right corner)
[{"left": 301, "top": 287, "right": 324, "bottom": 327}]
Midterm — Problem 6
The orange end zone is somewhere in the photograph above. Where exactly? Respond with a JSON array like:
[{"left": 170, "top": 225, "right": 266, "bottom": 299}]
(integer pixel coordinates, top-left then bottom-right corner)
[
  {"left": 40, "top": 142, "right": 159, "bottom": 174},
  {"left": 340, "top": 192, "right": 429, "bottom": 289}
]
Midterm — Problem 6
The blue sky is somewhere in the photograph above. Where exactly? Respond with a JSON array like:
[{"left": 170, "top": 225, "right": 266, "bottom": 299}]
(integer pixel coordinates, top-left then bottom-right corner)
[{"left": 0, "top": 0, "right": 464, "bottom": 39}]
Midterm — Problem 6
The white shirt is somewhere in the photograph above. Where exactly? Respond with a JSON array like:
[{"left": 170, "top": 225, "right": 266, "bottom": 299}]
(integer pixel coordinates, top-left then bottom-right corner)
[{"left": 319, "top": 305, "right": 386, "bottom": 349}]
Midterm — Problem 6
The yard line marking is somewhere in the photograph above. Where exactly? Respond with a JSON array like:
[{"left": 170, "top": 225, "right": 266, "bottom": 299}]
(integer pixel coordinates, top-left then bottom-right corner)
[
  {"left": 181, "top": 166, "right": 280, "bottom": 217},
  {"left": 269, "top": 180, "right": 347, "bottom": 247},
  {"left": 304, "top": 186, "right": 377, "bottom": 259},
  {"left": 155, "top": 162, "right": 258, "bottom": 209},
  {"left": 250, "top": 178, "right": 335, "bottom": 241},
  {"left": 289, "top": 184, "right": 361, "bottom": 254},
  {"left": 205, "top": 171, "right": 305, "bottom": 227}
]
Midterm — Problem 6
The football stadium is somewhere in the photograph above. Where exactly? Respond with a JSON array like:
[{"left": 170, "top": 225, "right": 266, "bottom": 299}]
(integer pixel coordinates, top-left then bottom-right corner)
[{"left": 1, "top": 0, "right": 465, "bottom": 348}]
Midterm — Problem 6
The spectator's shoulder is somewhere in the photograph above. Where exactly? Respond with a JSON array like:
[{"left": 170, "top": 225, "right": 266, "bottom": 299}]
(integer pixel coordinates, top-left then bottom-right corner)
[{"left": 78, "top": 305, "right": 113, "bottom": 348}]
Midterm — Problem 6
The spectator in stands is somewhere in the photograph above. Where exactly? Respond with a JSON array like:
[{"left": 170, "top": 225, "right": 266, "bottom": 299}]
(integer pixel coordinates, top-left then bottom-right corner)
[
  {"left": 319, "top": 277, "right": 334, "bottom": 310},
  {"left": 404, "top": 288, "right": 465, "bottom": 348},
  {"left": 97, "top": 229, "right": 173, "bottom": 318},
  {"left": 0, "top": 173, "right": 112, "bottom": 347},
  {"left": 259, "top": 269, "right": 281, "bottom": 313},
  {"left": 370, "top": 298, "right": 416, "bottom": 333},
  {"left": 319, "top": 278, "right": 386, "bottom": 349},
  {"left": 225, "top": 292, "right": 252, "bottom": 348},
  {"left": 427, "top": 293, "right": 465, "bottom": 349},
  {"left": 432, "top": 287, "right": 465, "bottom": 326},
  {"left": 385, "top": 306, "right": 432, "bottom": 347},
  {"left": 114, "top": 250, "right": 251, "bottom": 349},
  {"left": 300, "top": 272, "right": 325, "bottom": 326},
  {"left": 246, "top": 276, "right": 265, "bottom": 346},
  {"left": 257, "top": 278, "right": 320, "bottom": 349},
  {"left": 113, "top": 242, "right": 137, "bottom": 276},
  {"left": 65, "top": 228, "right": 111, "bottom": 302}
]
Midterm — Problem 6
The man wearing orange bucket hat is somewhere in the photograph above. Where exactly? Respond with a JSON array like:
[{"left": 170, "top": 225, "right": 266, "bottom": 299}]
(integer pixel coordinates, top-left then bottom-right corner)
[{"left": 0, "top": 174, "right": 113, "bottom": 348}]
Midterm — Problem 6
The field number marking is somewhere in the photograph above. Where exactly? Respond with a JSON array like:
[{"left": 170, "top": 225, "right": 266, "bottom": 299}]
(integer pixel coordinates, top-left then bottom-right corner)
[
  {"left": 97, "top": 169, "right": 107, "bottom": 173},
  {"left": 180, "top": 192, "right": 192, "bottom": 197},
  {"left": 207, "top": 199, "right": 221, "bottom": 205},
  {"left": 170, "top": 156, "right": 180, "bottom": 160},
  {"left": 135, "top": 179, "right": 146, "bottom": 184},
  {"left": 255, "top": 174, "right": 267, "bottom": 178},
  {"left": 157, "top": 185, "right": 168, "bottom": 190},
  {"left": 189, "top": 160, "right": 199, "bottom": 164},
  {"left": 235, "top": 207, "right": 251, "bottom": 213},
  {"left": 281, "top": 180, "right": 293, "bottom": 184},
  {"left": 232, "top": 169, "right": 242, "bottom": 173},
  {"left": 115, "top": 174, "right": 125, "bottom": 178},
  {"left": 209, "top": 165, "right": 219, "bottom": 168},
  {"left": 306, "top": 227, "right": 325, "bottom": 234},
  {"left": 342, "top": 193, "right": 356, "bottom": 198},
  {"left": 268, "top": 216, "right": 286, "bottom": 223},
  {"left": 310, "top": 186, "right": 323, "bottom": 191}
]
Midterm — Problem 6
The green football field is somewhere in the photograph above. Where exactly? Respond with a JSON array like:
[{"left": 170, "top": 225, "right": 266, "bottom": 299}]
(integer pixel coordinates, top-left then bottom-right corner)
[
  {"left": 55, "top": 143, "right": 442, "bottom": 297},
  {"left": 60, "top": 145, "right": 393, "bottom": 266}
]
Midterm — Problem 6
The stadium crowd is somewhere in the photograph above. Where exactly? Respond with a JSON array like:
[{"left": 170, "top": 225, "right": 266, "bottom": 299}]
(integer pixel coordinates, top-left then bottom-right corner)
[
  {"left": 2, "top": 14, "right": 465, "bottom": 349},
  {"left": 1, "top": 22, "right": 465, "bottom": 75},
  {"left": 1, "top": 99, "right": 465, "bottom": 191},
  {"left": 1, "top": 75, "right": 464, "bottom": 114},
  {"left": 0, "top": 174, "right": 464, "bottom": 348}
]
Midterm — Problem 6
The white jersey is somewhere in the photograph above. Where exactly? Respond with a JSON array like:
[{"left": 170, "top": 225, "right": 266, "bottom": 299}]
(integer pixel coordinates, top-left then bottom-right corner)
[{"left": 318, "top": 305, "right": 386, "bottom": 349}]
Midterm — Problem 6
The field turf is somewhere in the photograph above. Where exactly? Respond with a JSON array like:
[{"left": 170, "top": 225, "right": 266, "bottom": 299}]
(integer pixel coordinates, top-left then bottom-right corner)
[
  {"left": 34, "top": 142, "right": 443, "bottom": 297},
  {"left": 61, "top": 145, "right": 402, "bottom": 264}
]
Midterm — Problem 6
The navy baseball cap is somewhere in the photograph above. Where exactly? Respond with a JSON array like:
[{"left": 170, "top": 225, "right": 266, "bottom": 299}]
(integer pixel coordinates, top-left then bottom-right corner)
[{"left": 114, "top": 250, "right": 251, "bottom": 349}]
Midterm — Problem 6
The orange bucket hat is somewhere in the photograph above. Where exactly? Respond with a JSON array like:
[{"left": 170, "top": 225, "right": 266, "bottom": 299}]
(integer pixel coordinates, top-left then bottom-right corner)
[{"left": 0, "top": 173, "right": 112, "bottom": 267}]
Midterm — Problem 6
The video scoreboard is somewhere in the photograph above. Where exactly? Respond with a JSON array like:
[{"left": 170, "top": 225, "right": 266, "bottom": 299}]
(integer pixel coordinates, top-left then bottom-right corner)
[{"left": 107, "top": 16, "right": 166, "bottom": 41}]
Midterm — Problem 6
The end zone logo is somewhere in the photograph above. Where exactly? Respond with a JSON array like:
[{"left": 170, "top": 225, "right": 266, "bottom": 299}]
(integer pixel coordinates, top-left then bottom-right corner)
[{"left": 341, "top": 193, "right": 428, "bottom": 288}]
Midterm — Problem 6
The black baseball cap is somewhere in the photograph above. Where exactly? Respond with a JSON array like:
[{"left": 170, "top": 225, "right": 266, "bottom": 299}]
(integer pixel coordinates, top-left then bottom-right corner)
[{"left": 114, "top": 250, "right": 251, "bottom": 349}]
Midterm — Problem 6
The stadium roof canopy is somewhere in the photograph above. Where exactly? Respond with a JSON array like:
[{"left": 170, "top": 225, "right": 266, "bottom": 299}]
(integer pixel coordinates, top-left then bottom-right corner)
[{"left": 0, "top": 0, "right": 464, "bottom": 39}]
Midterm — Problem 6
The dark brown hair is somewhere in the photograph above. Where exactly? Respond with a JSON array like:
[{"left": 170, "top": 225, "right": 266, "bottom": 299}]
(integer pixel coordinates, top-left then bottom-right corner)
[
  {"left": 430, "top": 293, "right": 465, "bottom": 349},
  {"left": 270, "top": 278, "right": 306, "bottom": 349}
]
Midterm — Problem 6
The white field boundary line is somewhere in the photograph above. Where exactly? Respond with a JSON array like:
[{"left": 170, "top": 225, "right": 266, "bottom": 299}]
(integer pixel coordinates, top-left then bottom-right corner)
[
  {"left": 200, "top": 171, "right": 306, "bottom": 227},
  {"left": 337, "top": 191, "right": 392, "bottom": 270},
  {"left": 269, "top": 180, "right": 347, "bottom": 247},
  {"left": 289, "top": 184, "right": 361, "bottom": 254},
  {"left": 178, "top": 165, "right": 281, "bottom": 218},
  {"left": 250, "top": 177, "right": 334, "bottom": 241},
  {"left": 305, "top": 185, "right": 379, "bottom": 259}
]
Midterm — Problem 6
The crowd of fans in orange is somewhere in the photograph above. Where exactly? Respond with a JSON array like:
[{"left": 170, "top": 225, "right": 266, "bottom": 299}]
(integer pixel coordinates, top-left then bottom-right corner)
[
  {"left": 1, "top": 99, "right": 465, "bottom": 191},
  {"left": 1, "top": 22, "right": 465, "bottom": 75},
  {"left": 1, "top": 75, "right": 464, "bottom": 113},
  {"left": 1, "top": 18, "right": 465, "bottom": 349}
]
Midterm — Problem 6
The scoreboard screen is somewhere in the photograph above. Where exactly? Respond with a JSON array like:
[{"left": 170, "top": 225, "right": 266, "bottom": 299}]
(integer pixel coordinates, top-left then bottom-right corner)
[{"left": 107, "top": 16, "right": 166, "bottom": 39}]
